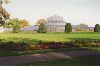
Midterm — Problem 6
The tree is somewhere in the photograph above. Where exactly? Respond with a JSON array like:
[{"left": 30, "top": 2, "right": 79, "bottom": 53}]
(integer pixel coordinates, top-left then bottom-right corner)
[
  {"left": 1, "top": 9, "right": 10, "bottom": 19},
  {"left": 75, "top": 23, "right": 88, "bottom": 32},
  {"left": 94, "top": 24, "right": 100, "bottom": 32},
  {"left": 65, "top": 23, "right": 72, "bottom": 33},
  {"left": 19, "top": 20, "right": 29, "bottom": 27},
  {"left": 4, "top": 19, "right": 29, "bottom": 28},
  {"left": 4, "top": 0, "right": 11, "bottom": 4},
  {"left": 37, "top": 23, "right": 47, "bottom": 33},
  {"left": 37, "top": 19, "right": 46, "bottom": 25},
  {"left": 12, "top": 18, "right": 20, "bottom": 33},
  {"left": 0, "top": 0, "right": 10, "bottom": 26}
]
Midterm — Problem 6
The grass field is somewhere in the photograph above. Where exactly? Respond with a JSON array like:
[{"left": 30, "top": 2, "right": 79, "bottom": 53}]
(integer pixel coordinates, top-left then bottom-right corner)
[
  {"left": 0, "top": 47, "right": 88, "bottom": 57},
  {"left": 19, "top": 54, "right": 100, "bottom": 66},
  {"left": 0, "top": 32, "right": 100, "bottom": 57},
  {"left": 0, "top": 32, "right": 100, "bottom": 42},
  {"left": 0, "top": 47, "right": 100, "bottom": 57},
  {"left": 0, "top": 32, "right": 100, "bottom": 65}
]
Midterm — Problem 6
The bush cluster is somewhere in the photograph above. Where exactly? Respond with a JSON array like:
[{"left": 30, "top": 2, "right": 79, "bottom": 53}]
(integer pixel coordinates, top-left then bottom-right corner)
[
  {"left": 73, "top": 40, "right": 100, "bottom": 47},
  {"left": 94, "top": 24, "right": 100, "bottom": 32},
  {"left": 0, "top": 41, "right": 29, "bottom": 51},
  {"left": 0, "top": 40, "right": 100, "bottom": 51},
  {"left": 13, "top": 25, "right": 20, "bottom": 33},
  {"left": 37, "top": 23, "right": 47, "bottom": 33}
]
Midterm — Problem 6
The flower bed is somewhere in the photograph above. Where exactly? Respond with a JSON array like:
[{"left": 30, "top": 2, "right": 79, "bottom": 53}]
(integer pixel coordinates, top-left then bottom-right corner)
[{"left": 0, "top": 40, "right": 100, "bottom": 51}]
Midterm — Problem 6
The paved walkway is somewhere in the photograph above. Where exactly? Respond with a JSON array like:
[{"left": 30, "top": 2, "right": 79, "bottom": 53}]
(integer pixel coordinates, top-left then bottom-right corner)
[{"left": 0, "top": 50, "right": 100, "bottom": 66}]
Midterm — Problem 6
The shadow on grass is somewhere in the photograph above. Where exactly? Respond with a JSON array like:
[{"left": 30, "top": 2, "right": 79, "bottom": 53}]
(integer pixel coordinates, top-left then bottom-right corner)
[
  {"left": 0, "top": 45, "right": 100, "bottom": 65},
  {"left": 19, "top": 54, "right": 100, "bottom": 66},
  {"left": 0, "top": 37, "right": 42, "bottom": 44},
  {"left": 68, "top": 38, "right": 100, "bottom": 41},
  {"left": 0, "top": 37, "right": 100, "bottom": 65},
  {"left": 17, "top": 49, "right": 100, "bottom": 66},
  {"left": 1, "top": 48, "right": 100, "bottom": 66}
]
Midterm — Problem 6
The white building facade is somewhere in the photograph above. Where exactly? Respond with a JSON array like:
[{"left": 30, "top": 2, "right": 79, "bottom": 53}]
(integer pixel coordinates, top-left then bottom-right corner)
[{"left": 45, "top": 15, "right": 66, "bottom": 32}]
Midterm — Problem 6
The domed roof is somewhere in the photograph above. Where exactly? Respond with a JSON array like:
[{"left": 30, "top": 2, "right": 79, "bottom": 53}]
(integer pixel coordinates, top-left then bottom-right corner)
[{"left": 47, "top": 15, "right": 64, "bottom": 21}]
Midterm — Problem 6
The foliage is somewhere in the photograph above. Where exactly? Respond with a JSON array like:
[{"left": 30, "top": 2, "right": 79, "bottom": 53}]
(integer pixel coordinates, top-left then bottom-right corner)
[
  {"left": 12, "top": 18, "right": 20, "bottom": 33},
  {"left": 4, "top": 19, "right": 29, "bottom": 28},
  {"left": 37, "top": 23, "right": 47, "bottom": 33},
  {"left": 0, "top": 0, "right": 10, "bottom": 26},
  {"left": 0, "top": 41, "right": 29, "bottom": 51},
  {"left": 37, "top": 19, "right": 46, "bottom": 25},
  {"left": 19, "top": 20, "right": 29, "bottom": 27},
  {"left": 65, "top": 23, "right": 72, "bottom": 33},
  {"left": 94, "top": 24, "right": 100, "bottom": 32},
  {"left": 0, "top": 0, "right": 11, "bottom": 4},
  {"left": 0, "top": 32, "right": 100, "bottom": 56},
  {"left": 4, "top": 19, "right": 14, "bottom": 28},
  {"left": 75, "top": 23, "right": 88, "bottom": 32},
  {"left": 0, "top": 9, "right": 10, "bottom": 19},
  {"left": 0, "top": 40, "right": 100, "bottom": 51},
  {"left": 0, "top": 18, "right": 5, "bottom": 26},
  {"left": 4, "top": 0, "right": 11, "bottom": 4}
]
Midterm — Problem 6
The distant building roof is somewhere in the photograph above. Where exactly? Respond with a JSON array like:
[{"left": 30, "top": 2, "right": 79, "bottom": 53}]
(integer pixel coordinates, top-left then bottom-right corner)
[
  {"left": 21, "top": 26, "right": 39, "bottom": 31},
  {"left": 47, "top": 15, "right": 64, "bottom": 22}
]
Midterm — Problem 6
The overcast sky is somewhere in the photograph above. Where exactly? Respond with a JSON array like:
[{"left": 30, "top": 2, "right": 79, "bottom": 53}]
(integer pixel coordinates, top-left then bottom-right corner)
[{"left": 4, "top": 0, "right": 100, "bottom": 27}]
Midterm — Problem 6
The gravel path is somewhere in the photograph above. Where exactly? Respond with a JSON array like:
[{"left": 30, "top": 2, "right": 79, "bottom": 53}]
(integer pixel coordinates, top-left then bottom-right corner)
[{"left": 0, "top": 50, "right": 100, "bottom": 66}]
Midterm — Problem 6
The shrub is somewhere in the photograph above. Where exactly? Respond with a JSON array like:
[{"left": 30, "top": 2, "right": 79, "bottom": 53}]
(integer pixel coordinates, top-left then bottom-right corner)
[
  {"left": 0, "top": 41, "right": 29, "bottom": 51},
  {"left": 13, "top": 25, "right": 20, "bottom": 33},
  {"left": 12, "top": 18, "right": 20, "bottom": 33},
  {"left": 0, "top": 40, "right": 100, "bottom": 51},
  {"left": 37, "top": 23, "right": 47, "bottom": 33},
  {"left": 65, "top": 23, "right": 72, "bottom": 33},
  {"left": 94, "top": 24, "right": 100, "bottom": 32}
]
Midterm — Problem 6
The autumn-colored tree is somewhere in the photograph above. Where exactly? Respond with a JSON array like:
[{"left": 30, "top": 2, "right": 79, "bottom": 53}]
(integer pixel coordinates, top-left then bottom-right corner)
[
  {"left": 37, "top": 19, "right": 46, "bottom": 25},
  {"left": 75, "top": 23, "right": 88, "bottom": 32},
  {"left": 19, "top": 20, "right": 29, "bottom": 27},
  {"left": 1, "top": 9, "right": 10, "bottom": 19},
  {"left": 4, "top": 18, "right": 29, "bottom": 28},
  {"left": 0, "top": 0, "right": 11, "bottom": 26}
]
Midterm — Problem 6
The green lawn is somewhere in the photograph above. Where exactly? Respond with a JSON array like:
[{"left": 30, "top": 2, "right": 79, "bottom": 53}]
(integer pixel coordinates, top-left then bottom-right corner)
[
  {"left": 19, "top": 54, "right": 100, "bottom": 66},
  {"left": 0, "top": 32, "right": 100, "bottom": 57},
  {"left": 0, "top": 32, "right": 100, "bottom": 65},
  {"left": 0, "top": 47, "right": 100, "bottom": 57},
  {"left": 0, "top": 47, "right": 88, "bottom": 57},
  {"left": 0, "top": 32, "right": 100, "bottom": 42}
]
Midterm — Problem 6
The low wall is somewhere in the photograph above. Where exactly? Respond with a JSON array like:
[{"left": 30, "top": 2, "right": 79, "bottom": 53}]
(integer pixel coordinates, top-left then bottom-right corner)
[{"left": 0, "top": 26, "right": 39, "bottom": 33}]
